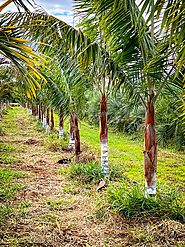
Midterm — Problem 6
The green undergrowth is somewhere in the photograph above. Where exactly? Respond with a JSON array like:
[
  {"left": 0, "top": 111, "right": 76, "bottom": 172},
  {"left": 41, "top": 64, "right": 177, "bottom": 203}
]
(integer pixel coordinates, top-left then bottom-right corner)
[
  {"left": 0, "top": 200, "right": 31, "bottom": 227},
  {"left": 0, "top": 204, "right": 14, "bottom": 226},
  {"left": 0, "top": 168, "right": 25, "bottom": 200},
  {"left": 44, "top": 132, "right": 68, "bottom": 151},
  {"left": 0, "top": 143, "right": 20, "bottom": 165},
  {"left": 59, "top": 162, "right": 123, "bottom": 184},
  {"left": 35, "top": 119, "right": 46, "bottom": 132},
  {"left": 46, "top": 197, "right": 75, "bottom": 211},
  {"left": 35, "top": 118, "right": 68, "bottom": 151},
  {"left": 0, "top": 168, "right": 26, "bottom": 226},
  {"left": 107, "top": 182, "right": 185, "bottom": 223},
  {"left": 78, "top": 121, "right": 185, "bottom": 188}
]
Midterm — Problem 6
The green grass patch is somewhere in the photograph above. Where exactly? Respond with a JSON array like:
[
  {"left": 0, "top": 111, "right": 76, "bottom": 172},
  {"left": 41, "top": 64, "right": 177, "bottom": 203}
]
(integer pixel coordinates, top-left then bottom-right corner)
[
  {"left": 59, "top": 162, "right": 123, "bottom": 184},
  {"left": 46, "top": 197, "right": 75, "bottom": 211},
  {"left": 0, "top": 143, "right": 21, "bottom": 165},
  {"left": 0, "top": 154, "right": 18, "bottom": 165},
  {"left": 0, "top": 183, "right": 23, "bottom": 200},
  {"left": 78, "top": 121, "right": 185, "bottom": 189},
  {"left": 0, "top": 204, "right": 14, "bottom": 226},
  {"left": 0, "top": 168, "right": 25, "bottom": 200},
  {"left": 107, "top": 182, "right": 185, "bottom": 223},
  {"left": 44, "top": 133, "right": 68, "bottom": 151},
  {"left": 0, "top": 168, "right": 25, "bottom": 181},
  {"left": 0, "top": 143, "right": 16, "bottom": 152}
]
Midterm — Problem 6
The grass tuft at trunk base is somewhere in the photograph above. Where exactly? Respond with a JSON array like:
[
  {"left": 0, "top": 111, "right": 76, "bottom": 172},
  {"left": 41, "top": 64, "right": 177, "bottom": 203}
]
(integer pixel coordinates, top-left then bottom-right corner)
[
  {"left": 107, "top": 182, "right": 185, "bottom": 223},
  {"left": 59, "top": 162, "right": 123, "bottom": 184}
]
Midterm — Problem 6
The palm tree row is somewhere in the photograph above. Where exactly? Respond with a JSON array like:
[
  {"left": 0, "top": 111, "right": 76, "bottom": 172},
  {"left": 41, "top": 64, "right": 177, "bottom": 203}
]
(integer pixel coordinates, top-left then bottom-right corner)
[{"left": 0, "top": 0, "right": 184, "bottom": 196}]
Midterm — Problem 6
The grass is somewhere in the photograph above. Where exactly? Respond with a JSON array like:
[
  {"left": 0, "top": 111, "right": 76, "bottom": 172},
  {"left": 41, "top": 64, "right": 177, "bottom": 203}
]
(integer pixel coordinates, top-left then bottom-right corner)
[
  {"left": 107, "top": 182, "right": 185, "bottom": 223},
  {"left": 0, "top": 168, "right": 25, "bottom": 226},
  {"left": 44, "top": 133, "right": 68, "bottom": 151},
  {"left": 46, "top": 197, "right": 75, "bottom": 211},
  {"left": 0, "top": 205, "right": 14, "bottom": 226},
  {"left": 0, "top": 142, "right": 21, "bottom": 165},
  {"left": 59, "top": 161, "right": 123, "bottom": 184},
  {"left": 0, "top": 168, "right": 25, "bottom": 200},
  {"left": 78, "top": 121, "right": 185, "bottom": 188}
]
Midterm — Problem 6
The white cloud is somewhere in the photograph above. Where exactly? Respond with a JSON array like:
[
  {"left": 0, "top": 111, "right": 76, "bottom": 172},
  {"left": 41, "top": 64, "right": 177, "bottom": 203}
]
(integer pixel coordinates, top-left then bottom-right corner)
[{"left": 0, "top": 0, "right": 74, "bottom": 25}]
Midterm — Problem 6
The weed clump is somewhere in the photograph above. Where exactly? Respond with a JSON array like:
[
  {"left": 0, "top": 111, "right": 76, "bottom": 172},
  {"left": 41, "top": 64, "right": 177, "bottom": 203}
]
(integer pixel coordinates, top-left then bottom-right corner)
[
  {"left": 60, "top": 162, "right": 123, "bottom": 184},
  {"left": 0, "top": 205, "right": 14, "bottom": 225},
  {"left": 44, "top": 134, "right": 67, "bottom": 151},
  {"left": 107, "top": 183, "right": 185, "bottom": 223},
  {"left": 0, "top": 169, "right": 25, "bottom": 200},
  {"left": 60, "top": 162, "right": 102, "bottom": 183}
]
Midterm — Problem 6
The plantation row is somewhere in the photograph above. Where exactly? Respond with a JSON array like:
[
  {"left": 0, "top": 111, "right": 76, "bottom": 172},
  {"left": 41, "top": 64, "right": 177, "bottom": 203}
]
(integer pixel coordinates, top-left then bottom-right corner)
[
  {"left": 0, "top": 0, "right": 184, "bottom": 199},
  {"left": 1, "top": 106, "right": 185, "bottom": 223},
  {"left": 0, "top": 107, "right": 184, "bottom": 246}
]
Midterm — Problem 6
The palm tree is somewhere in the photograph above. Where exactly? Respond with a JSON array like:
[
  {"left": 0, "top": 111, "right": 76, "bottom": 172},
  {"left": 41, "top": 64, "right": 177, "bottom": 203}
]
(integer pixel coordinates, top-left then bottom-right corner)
[
  {"left": 73, "top": 0, "right": 183, "bottom": 195},
  {"left": 139, "top": 0, "right": 185, "bottom": 77},
  {"left": 0, "top": 0, "right": 46, "bottom": 97}
]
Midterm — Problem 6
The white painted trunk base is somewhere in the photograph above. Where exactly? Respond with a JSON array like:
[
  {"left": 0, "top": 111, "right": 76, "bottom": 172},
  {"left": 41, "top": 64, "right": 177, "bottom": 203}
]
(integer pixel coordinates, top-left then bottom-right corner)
[
  {"left": 42, "top": 117, "right": 47, "bottom": 128},
  {"left": 68, "top": 134, "right": 75, "bottom": 150},
  {"left": 59, "top": 128, "right": 64, "bottom": 138},
  {"left": 145, "top": 173, "right": 156, "bottom": 197},
  {"left": 101, "top": 143, "right": 109, "bottom": 177},
  {"left": 46, "top": 124, "right": 50, "bottom": 132}
]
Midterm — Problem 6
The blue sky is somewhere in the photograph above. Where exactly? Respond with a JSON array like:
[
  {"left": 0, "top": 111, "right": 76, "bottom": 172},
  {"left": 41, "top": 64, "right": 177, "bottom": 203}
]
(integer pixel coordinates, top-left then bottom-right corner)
[
  {"left": 37, "top": 0, "right": 74, "bottom": 25},
  {"left": 0, "top": 0, "right": 74, "bottom": 25}
]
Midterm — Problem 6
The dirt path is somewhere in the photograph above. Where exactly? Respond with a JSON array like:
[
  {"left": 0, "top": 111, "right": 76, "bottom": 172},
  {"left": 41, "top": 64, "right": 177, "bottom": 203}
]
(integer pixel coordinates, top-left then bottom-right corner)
[
  {"left": 0, "top": 107, "right": 184, "bottom": 247},
  {"left": 0, "top": 107, "right": 122, "bottom": 246}
]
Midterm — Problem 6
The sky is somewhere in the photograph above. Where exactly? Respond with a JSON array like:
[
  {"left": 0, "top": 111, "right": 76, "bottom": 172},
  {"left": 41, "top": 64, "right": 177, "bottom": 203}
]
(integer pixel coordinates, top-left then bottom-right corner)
[{"left": 0, "top": 0, "right": 74, "bottom": 26}]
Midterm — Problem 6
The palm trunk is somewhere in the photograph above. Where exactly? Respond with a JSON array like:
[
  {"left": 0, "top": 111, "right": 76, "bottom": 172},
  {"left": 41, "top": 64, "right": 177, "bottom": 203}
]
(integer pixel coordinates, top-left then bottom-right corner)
[
  {"left": 144, "top": 91, "right": 157, "bottom": 196},
  {"left": 27, "top": 103, "right": 31, "bottom": 113},
  {"left": 73, "top": 113, "right": 80, "bottom": 157},
  {"left": 42, "top": 105, "right": 46, "bottom": 128},
  {"left": 68, "top": 113, "right": 75, "bottom": 150},
  {"left": 50, "top": 109, "right": 54, "bottom": 131},
  {"left": 32, "top": 105, "right": 37, "bottom": 116},
  {"left": 46, "top": 108, "right": 50, "bottom": 131},
  {"left": 68, "top": 112, "right": 81, "bottom": 157},
  {"left": 0, "top": 101, "right": 3, "bottom": 117},
  {"left": 38, "top": 104, "right": 41, "bottom": 120},
  {"left": 59, "top": 107, "right": 64, "bottom": 138},
  {"left": 100, "top": 93, "right": 109, "bottom": 177}
]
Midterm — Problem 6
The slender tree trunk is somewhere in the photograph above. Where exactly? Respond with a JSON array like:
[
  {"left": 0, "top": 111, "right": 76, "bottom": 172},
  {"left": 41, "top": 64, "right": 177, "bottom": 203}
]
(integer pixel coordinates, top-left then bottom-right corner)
[
  {"left": 68, "top": 112, "right": 81, "bottom": 157},
  {"left": 73, "top": 113, "right": 81, "bottom": 157},
  {"left": 144, "top": 91, "right": 157, "bottom": 196},
  {"left": 32, "top": 105, "right": 38, "bottom": 116},
  {"left": 38, "top": 104, "right": 41, "bottom": 120},
  {"left": 59, "top": 107, "right": 64, "bottom": 138},
  {"left": 0, "top": 101, "right": 3, "bottom": 117},
  {"left": 100, "top": 93, "right": 109, "bottom": 177},
  {"left": 46, "top": 108, "right": 50, "bottom": 131},
  {"left": 50, "top": 109, "right": 54, "bottom": 131},
  {"left": 68, "top": 113, "right": 75, "bottom": 150},
  {"left": 27, "top": 103, "right": 32, "bottom": 113},
  {"left": 42, "top": 105, "right": 46, "bottom": 128}
]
